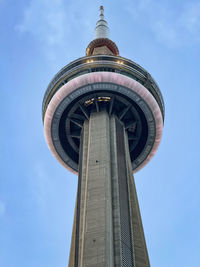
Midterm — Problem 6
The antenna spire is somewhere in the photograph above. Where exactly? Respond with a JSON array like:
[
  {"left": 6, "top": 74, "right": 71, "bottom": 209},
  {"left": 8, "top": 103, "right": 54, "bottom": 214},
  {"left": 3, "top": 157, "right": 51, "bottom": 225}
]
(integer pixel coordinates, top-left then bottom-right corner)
[
  {"left": 95, "top": 6, "right": 109, "bottom": 39},
  {"left": 99, "top": 5, "right": 104, "bottom": 19}
]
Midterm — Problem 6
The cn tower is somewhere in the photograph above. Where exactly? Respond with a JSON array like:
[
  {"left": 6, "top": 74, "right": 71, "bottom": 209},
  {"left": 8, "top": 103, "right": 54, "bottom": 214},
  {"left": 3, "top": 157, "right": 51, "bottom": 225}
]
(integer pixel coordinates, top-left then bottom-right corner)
[{"left": 42, "top": 6, "right": 164, "bottom": 267}]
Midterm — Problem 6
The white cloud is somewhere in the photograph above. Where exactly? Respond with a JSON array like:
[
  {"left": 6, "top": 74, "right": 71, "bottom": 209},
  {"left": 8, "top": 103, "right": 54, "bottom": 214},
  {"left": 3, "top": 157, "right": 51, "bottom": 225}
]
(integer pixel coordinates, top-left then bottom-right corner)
[
  {"left": 180, "top": 2, "right": 200, "bottom": 41},
  {"left": 16, "top": 0, "right": 65, "bottom": 42},
  {"left": 16, "top": 0, "right": 66, "bottom": 44},
  {"left": 16, "top": 0, "right": 72, "bottom": 63},
  {"left": 124, "top": 0, "right": 200, "bottom": 48},
  {"left": 16, "top": 0, "right": 200, "bottom": 57},
  {"left": 15, "top": 0, "right": 97, "bottom": 63},
  {"left": 0, "top": 200, "right": 5, "bottom": 217},
  {"left": 31, "top": 162, "right": 51, "bottom": 208}
]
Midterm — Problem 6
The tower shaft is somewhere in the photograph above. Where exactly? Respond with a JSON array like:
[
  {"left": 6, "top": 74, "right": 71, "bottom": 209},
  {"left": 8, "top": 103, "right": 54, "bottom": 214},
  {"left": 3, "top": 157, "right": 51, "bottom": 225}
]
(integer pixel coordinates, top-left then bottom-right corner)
[{"left": 69, "top": 111, "right": 150, "bottom": 267}]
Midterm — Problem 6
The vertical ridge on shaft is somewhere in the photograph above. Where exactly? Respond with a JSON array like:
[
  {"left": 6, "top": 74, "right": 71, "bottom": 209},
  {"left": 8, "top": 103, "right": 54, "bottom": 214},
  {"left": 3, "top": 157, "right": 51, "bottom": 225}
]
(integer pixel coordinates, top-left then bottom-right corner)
[{"left": 124, "top": 130, "right": 150, "bottom": 267}]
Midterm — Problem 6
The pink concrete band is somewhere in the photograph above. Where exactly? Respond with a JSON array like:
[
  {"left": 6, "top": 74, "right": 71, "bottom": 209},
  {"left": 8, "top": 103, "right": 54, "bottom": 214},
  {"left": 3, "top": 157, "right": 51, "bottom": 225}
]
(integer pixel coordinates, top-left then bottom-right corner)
[{"left": 44, "top": 72, "right": 163, "bottom": 174}]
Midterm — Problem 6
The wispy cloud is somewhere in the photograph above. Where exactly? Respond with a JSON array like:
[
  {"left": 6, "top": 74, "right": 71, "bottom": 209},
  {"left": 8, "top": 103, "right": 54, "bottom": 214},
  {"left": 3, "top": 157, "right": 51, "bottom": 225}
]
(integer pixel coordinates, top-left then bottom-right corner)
[
  {"left": 125, "top": 0, "right": 200, "bottom": 48},
  {"left": 16, "top": 0, "right": 67, "bottom": 61},
  {"left": 16, "top": 0, "right": 68, "bottom": 45},
  {"left": 179, "top": 2, "right": 200, "bottom": 41},
  {"left": 16, "top": 0, "right": 200, "bottom": 57},
  {"left": 15, "top": 0, "right": 97, "bottom": 63},
  {"left": 30, "top": 161, "right": 52, "bottom": 210},
  {"left": 0, "top": 199, "right": 5, "bottom": 218}
]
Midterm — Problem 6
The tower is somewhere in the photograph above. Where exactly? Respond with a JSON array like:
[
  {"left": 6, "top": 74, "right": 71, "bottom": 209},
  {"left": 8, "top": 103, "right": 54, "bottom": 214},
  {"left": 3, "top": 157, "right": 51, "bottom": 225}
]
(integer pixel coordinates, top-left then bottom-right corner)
[{"left": 42, "top": 6, "right": 164, "bottom": 267}]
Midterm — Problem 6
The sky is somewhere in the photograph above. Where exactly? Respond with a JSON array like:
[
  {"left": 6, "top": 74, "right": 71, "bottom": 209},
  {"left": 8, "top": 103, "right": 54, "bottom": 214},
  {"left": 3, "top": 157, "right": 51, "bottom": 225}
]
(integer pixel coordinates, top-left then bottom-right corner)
[{"left": 1, "top": 0, "right": 200, "bottom": 266}]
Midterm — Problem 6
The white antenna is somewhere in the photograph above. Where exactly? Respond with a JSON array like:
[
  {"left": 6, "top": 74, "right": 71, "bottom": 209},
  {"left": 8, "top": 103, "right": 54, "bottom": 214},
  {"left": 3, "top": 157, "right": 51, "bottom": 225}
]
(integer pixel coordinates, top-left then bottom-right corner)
[{"left": 95, "top": 6, "right": 110, "bottom": 39}]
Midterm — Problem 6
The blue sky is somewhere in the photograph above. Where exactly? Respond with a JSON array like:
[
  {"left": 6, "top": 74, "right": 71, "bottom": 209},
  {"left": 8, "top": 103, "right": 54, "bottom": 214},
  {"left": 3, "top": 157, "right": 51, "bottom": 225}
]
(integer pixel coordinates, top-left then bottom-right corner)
[{"left": 1, "top": 0, "right": 200, "bottom": 266}]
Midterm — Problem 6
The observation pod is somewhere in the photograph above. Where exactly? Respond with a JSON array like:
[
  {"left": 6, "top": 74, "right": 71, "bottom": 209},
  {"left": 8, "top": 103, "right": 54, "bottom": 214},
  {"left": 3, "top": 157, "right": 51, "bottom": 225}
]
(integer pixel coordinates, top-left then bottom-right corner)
[
  {"left": 42, "top": 9, "right": 164, "bottom": 174},
  {"left": 42, "top": 6, "right": 164, "bottom": 267}
]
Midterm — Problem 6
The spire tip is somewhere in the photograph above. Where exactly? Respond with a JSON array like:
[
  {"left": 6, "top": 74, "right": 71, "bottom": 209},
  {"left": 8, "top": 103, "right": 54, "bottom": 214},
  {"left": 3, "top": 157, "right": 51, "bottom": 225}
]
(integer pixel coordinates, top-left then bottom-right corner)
[{"left": 95, "top": 5, "right": 109, "bottom": 39}]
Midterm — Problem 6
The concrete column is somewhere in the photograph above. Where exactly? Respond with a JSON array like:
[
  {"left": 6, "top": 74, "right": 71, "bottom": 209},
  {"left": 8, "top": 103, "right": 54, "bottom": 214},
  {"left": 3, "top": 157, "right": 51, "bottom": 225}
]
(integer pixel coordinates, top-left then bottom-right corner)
[{"left": 69, "top": 112, "right": 150, "bottom": 267}]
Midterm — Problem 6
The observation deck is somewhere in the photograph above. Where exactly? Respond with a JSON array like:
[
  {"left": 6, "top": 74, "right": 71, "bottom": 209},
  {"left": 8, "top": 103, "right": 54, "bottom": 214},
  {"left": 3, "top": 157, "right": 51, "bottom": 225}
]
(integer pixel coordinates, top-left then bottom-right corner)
[{"left": 43, "top": 55, "right": 164, "bottom": 174}]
